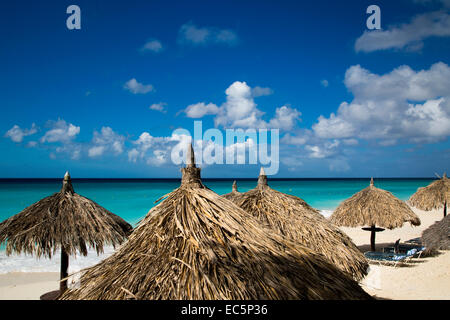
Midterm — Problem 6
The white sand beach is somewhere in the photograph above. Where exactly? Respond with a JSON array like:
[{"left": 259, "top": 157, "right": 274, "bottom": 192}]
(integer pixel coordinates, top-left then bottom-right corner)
[
  {"left": 0, "top": 207, "right": 448, "bottom": 300},
  {"left": 0, "top": 272, "right": 59, "bottom": 300},
  {"left": 349, "top": 207, "right": 450, "bottom": 300}
]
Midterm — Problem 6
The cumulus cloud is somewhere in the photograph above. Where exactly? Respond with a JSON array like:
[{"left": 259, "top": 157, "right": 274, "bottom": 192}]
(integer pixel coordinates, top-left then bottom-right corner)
[
  {"left": 4, "top": 124, "right": 37, "bottom": 143},
  {"left": 355, "top": 11, "right": 450, "bottom": 52},
  {"left": 128, "top": 132, "right": 178, "bottom": 165},
  {"left": 124, "top": 78, "right": 154, "bottom": 94},
  {"left": 184, "top": 102, "right": 220, "bottom": 118},
  {"left": 149, "top": 103, "right": 167, "bottom": 113},
  {"left": 140, "top": 39, "right": 163, "bottom": 53},
  {"left": 313, "top": 62, "right": 450, "bottom": 144},
  {"left": 281, "top": 132, "right": 309, "bottom": 146},
  {"left": 187, "top": 81, "right": 300, "bottom": 130},
  {"left": 268, "top": 106, "right": 302, "bottom": 131},
  {"left": 305, "top": 140, "right": 340, "bottom": 159},
  {"left": 40, "top": 120, "right": 80, "bottom": 143},
  {"left": 88, "top": 127, "right": 125, "bottom": 158},
  {"left": 178, "top": 22, "right": 238, "bottom": 46}
]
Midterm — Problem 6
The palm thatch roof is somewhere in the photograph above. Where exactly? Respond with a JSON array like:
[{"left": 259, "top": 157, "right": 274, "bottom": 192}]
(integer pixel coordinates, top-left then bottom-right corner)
[
  {"left": 422, "top": 215, "right": 450, "bottom": 252},
  {"left": 408, "top": 173, "right": 449, "bottom": 212},
  {"left": 223, "top": 180, "right": 242, "bottom": 202},
  {"left": 331, "top": 178, "right": 421, "bottom": 230},
  {"left": 0, "top": 172, "right": 132, "bottom": 258},
  {"left": 224, "top": 168, "right": 369, "bottom": 281},
  {"left": 60, "top": 146, "right": 371, "bottom": 300}
]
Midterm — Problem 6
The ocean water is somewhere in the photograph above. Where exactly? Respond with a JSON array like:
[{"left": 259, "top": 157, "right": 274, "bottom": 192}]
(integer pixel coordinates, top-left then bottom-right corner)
[{"left": 0, "top": 178, "right": 434, "bottom": 273}]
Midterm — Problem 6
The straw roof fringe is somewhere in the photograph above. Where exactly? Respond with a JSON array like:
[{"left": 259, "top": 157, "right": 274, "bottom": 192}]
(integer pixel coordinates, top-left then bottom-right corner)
[
  {"left": 331, "top": 180, "right": 421, "bottom": 229},
  {"left": 227, "top": 170, "right": 369, "bottom": 281},
  {"left": 0, "top": 172, "right": 132, "bottom": 258},
  {"left": 408, "top": 174, "right": 449, "bottom": 211},
  {"left": 60, "top": 147, "right": 371, "bottom": 300},
  {"left": 422, "top": 215, "right": 450, "bottom": 252}
]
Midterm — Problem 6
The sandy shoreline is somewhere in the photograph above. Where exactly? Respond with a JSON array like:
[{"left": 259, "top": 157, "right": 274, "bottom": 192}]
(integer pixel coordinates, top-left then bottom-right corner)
[
  {"left": 0, "top": 272, "right": 59, "bottom": 300},
  {"left": 0, "top": 207, "right": 448, "bottom": 300}
]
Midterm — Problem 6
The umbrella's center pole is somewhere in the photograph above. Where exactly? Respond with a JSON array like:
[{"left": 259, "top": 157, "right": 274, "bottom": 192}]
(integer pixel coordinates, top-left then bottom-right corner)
[
  {"left": 444, "top": 201, "right": 447, "bottom": 218},
  {"left": 60, "top": 247, "right": 69, "bottom": 293},
  {"left": 370, "top": 225, "right": 376, "bottom": 252}
]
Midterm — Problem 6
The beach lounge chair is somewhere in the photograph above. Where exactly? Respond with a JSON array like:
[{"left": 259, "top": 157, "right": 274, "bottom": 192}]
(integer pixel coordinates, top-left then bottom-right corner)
[
  {"left": 382, "top": 243, "right": 426, "bottom": 258},
  {"left": 364, "top": 251, "right": 408, "bottom": 267}
]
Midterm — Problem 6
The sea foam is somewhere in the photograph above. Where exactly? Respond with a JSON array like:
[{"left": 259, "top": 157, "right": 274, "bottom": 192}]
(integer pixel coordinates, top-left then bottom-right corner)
[{"left": 0, "top": 246, "right": 116, "bottom": 274}]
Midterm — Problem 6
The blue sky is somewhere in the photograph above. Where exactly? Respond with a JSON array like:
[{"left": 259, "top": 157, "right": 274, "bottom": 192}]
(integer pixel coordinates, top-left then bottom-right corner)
[{"left": 1, "top": 0, "right": 449, "bottom": 178}]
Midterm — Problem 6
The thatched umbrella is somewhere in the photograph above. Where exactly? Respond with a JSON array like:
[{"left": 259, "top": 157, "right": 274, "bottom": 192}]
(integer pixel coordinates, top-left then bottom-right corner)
[
  {"left": 0, "top": 172, "right": 132, "bottom": 294},
  {"left": 422, "top": 215, "right": 450, "bottom": 253},
  {"left": 409, "top": 173, "right": 449, "bottom": 218},
  {"left": 331, "top": 178, "right": 421, "bottom": 252},
  {"left": 223, "top": 180, "right": 242, "bottom": 202},
  {"left": 224, "top": 168, "right": 369, "bottom": 281},
  {"left": 60, "top": 145, "right": 371, "bottom": 300}
]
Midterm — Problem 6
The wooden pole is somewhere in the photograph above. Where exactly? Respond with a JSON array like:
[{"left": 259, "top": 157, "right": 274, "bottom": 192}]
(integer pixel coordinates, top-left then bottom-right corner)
[
  {"left": 370, "top": 225, "right": 376, "bottom": 252},
  {"left": 444, "top": 201, "right": 447, "bottom": 218},
  {"left": 60, "top": 247, "right": 69, "bottom": 293}
]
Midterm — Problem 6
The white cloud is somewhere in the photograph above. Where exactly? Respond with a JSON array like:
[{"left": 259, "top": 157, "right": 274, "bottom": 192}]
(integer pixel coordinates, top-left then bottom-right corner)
[
  {"left": 88, "top": 127, "right": 125, "bottom": 158},
  {"left": 305, "top": 140, "right": 340, "bottom": 159},
  {"left": 128, "top": 148, "right": 140, "bottom": 163},
  {"left": 321, "top": 80, "right": 329, "bottom": 87},
  {"left": 40, "top": 120, "right": 80, "bottom": 143},
  {"left": 210, "top": 81, "right": 301, "bottom": 130},
  {"left": 281, "top": 132, "right": 309, "bottom": 145},
  {"left": 128, "top": 132, "right": 177, "bottom": 165},
  {"left": 355, "top": 11, "right": 450, "bottom": 52},
  {"left": 149, "top": 103, "right": 167, "bottom": 113},
  {"left": 268, "top": 106, "right": 301, "bottom": 131},
  {"left": 252, "top": 86, "right": 273, "bottom": 97},
  {"left": 124, "top": 78, "right": 154, "bottom": 94},
  {"left": 313, "top": 62, "right": 450, "bottom": 144},
  {"left": 5, "top": 124, "right": 37, "bottom": 143},
  {"left": 178, "top": 22, "right": 238, "bottom": 46},
  {"left": 147, "top": 150, "right": 168, "bottom": 166},
  {"left": 88, "top": 146, "right": 106, "bottom": 157},
  {"left": 184, "top": 102, "right": 220, "bottom": 118},
  {"left": 224, "top": 138, "right": 257, "bottom": 164},
  {"left": 141, "top": 39, "right": 163, "bottom": 53}
]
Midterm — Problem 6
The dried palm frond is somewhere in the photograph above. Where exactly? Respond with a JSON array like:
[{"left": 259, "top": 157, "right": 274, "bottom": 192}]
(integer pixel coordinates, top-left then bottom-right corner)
[
  {"left": 0, "top": 172, "right": 132, "bottom": 292},
  {"left": 422, "top": 215, "right": 450, "bottom": 252},
  {"left": 0, "top": 172, "right": 132, "bottom": 258},
  {"left": 223, "top": 168, "right": 369, "bottom": 281},
  {"left": 331, "top": 178, "right": 421, "bottom": 229},
  {"left": 223, "top": 180, "right": 242, "bottom": 202},
  {"left": 409, "top": 173, "right": 449, "bottom": 217},
  {"left": 60, "top": 145, "right": 371, "bottom": 300}
]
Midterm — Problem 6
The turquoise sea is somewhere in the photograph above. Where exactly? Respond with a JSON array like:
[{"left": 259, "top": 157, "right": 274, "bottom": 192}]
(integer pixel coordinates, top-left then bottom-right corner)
[
  {"left": 0, "top": 178, "right": 435, "bottom": 226},
  {"left": 0, "top": 178, "right": 435, "bottom": 273}
]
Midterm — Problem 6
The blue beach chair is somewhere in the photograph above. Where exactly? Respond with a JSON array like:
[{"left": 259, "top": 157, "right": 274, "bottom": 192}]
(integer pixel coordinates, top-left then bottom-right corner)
[{"left": 364, "top": 251, "right": 408, "bottom": 267}]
